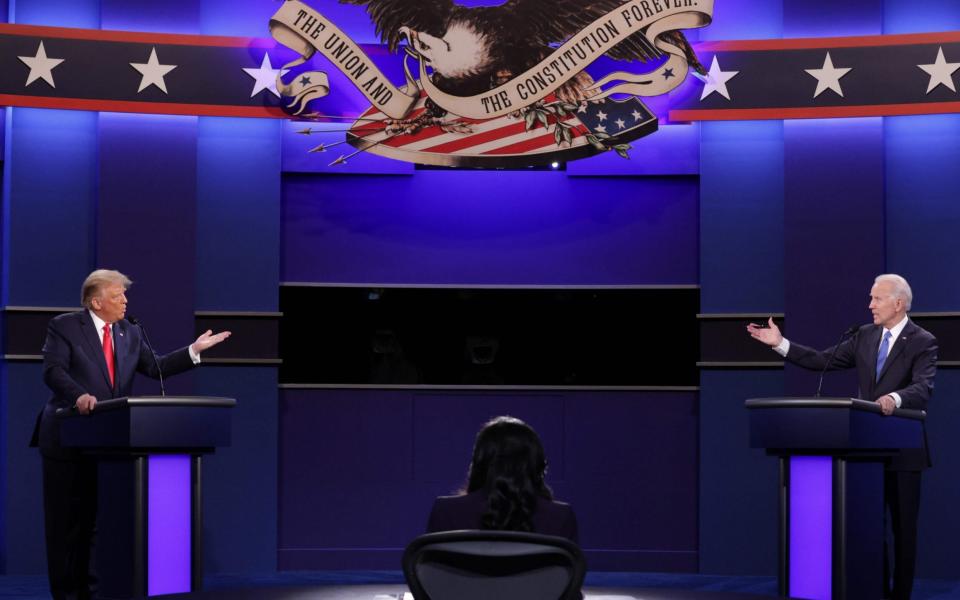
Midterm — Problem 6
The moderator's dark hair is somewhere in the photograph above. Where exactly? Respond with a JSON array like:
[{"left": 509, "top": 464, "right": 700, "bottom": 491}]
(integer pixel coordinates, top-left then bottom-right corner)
[{"left": 465, "top": 415, "right": 553, "bottom": 532}]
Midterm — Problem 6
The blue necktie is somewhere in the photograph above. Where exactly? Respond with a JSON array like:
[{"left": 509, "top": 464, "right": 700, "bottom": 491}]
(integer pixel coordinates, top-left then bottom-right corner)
[{"left": 876, "top": 330, "right": 892, "bottom": 380}]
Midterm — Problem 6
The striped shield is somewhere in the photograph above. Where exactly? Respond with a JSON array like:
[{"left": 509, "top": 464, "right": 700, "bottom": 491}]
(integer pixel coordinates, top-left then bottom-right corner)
[{"left": 346, "top": 86, "right": 658, "bottom": 167}]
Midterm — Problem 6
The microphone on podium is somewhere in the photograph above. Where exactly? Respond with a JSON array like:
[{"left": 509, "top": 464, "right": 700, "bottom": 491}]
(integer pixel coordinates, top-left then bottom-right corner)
[
  {"left": 814, "top": 325, "right": 859, "bottom": 398},
  {"left": 127, "top": 316, "right": 166, "bottom": 397}
]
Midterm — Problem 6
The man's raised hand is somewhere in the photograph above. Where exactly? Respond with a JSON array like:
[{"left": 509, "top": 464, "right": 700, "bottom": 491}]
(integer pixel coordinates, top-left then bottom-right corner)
[
  {"left": 191, "top": 330, "right": 231, "bottom": 355},
  {"left": 747, "top": 317, "right": 784, "bottom": 347}
]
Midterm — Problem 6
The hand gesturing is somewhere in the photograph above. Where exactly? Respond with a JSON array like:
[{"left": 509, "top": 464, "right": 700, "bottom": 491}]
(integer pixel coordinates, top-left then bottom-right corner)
[
  {"left": 746, "top": 317, "right": 783, "bottom": 347},
  {"left": 190, "top": 329, "right": 232, "bottom": 356}
]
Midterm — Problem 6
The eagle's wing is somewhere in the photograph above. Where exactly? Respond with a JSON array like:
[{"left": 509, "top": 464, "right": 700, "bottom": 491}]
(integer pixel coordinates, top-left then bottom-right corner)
[
  {"left": 340, "top": 0, "right": 456, "bottom": 52},
  {"left": 495, "top": 0, "right": 684, "bottom": 63}
]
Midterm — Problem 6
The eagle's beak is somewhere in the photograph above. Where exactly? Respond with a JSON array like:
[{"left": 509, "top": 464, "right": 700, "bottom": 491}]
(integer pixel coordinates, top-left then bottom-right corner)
[
  {"left": 399, "top": 26, "right": 419, "bottom": 56},
  {"left": 398, "top": 26, "right": 434, "bottom": 63}
]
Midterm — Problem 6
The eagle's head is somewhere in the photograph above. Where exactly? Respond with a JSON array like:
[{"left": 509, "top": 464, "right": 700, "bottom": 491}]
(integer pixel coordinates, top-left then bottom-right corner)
[{"left": 400, "top": 20, "right": 494, "bottom": 80}]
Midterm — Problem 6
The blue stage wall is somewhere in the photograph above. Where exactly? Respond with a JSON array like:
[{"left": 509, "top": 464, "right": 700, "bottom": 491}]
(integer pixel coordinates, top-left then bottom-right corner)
[
  {"left": 5, "top": 108, "right": 97, "bottom": 307},
  {"left": 2, "top": 0, "right": 960, "bottom": 584},
  {"left": 698, "top": 370, "right": 781, "bottom": 576},
  {"left": 11, "top": 0, "right": 99, "bottom": 29},
  {"left": 885, "top": 114, "right": 960, "bottom": 311},
  {"left": 916, "top": 370, "right": 960, "bottom": 577},
  {"left": 278, "top": 389, "right": 698, "bottom": 572},
  {"left": 97, "top": 112, "right": 199, "bottom": 396},
  {"left": 0, "top": 9, "right": 6, "bottom": 569},
  {"left": 1, "top": 363, "right": 46, "bottom": 574},
  {"left": 695, "top": 1, "right": 785, "bottom": 577},
  {"left": 196, "top": 117, "right": 282, "bottom": 312},
  {"left": 784, "top": 0, "right": 882, "bottom": 37},
  {"left": 1, "top": 107, "right": 99, "bottom": 574},
  {"left": 194, "top": 366, "right": 278, "bottom": 573},
  {"left": 884, "top": 0, "right": 960, "bottom": 33},
  {"left": 783, "top": 117, "right": 885, "bottom": 396},
  {"left": 282, "top": 172, "right": 699, "bottom": 285},
  {"left": 699, "top": 120, "right": 783, "bottom": 313}
]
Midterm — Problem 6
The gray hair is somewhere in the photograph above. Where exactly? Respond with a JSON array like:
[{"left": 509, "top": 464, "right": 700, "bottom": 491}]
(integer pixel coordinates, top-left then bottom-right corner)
[
  {"left": 875, "top": 274, "right": 912, "bottom": 311},
  {"left": 81, "top": 269, "right": 132, "bottom": 308}
]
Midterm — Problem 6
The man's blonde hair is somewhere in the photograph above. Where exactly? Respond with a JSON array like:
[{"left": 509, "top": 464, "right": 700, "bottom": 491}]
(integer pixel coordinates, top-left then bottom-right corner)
[{"left": 81, "top": 269, "right": 132, "bottom": 309}]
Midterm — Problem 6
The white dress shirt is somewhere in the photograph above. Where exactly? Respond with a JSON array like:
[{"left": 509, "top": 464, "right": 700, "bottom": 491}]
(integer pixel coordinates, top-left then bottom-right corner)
[{"left": 89, "top": 310, "right": 113, "bottom": 347}]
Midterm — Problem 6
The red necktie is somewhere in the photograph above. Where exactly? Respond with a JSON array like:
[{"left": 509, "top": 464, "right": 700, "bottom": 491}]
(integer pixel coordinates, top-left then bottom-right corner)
[{"left": 102, "top": 323, "right": 115, "bottom": 387}]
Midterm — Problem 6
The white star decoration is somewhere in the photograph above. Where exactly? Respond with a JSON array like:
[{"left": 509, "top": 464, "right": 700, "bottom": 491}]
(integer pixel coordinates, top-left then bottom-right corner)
[
  {"left": 805, "top": 52, "right": 851, "bottom": 98},
  {"left": 615, "top": 118, "right": 625, "bottom": 129},
  {"left": 242, "top": 53, "right": 289, "bottom": 98},
  {"left": 18, "top": 41, "right": 64, "bottom": 88},
  {"left": 700, "top": 56, "right": 738, "bottom": 100},
  {"left": 130, "top": 47, "right": 177, "bottom": 94},
  {"left": 917, "top": 47, "right": 960, "bottom": 94},
  {"left": 596, "top": 110, "right": 608, "bottom": 122}
]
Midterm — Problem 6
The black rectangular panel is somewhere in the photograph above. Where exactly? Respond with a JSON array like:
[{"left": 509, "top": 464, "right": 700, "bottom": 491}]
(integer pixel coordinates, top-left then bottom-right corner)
[{"left": 280, "top": 286, "right": 699, "bottom": 386}]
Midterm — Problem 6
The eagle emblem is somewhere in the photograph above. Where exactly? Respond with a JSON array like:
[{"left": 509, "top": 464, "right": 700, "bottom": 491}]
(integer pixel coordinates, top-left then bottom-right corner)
[{"left": 270, "top": 0, "right": 713, "bottom": 166}]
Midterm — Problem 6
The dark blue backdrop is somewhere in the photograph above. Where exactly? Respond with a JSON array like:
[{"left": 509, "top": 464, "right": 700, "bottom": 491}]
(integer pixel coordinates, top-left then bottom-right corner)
[{"left": 2, "top": 0, "right": 960, "bottom": 582}]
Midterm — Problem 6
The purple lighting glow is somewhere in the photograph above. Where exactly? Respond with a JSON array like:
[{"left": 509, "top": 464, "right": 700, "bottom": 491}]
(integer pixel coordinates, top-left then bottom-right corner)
[
  {"left": 789, "top": 456, "right": 833, "bottom": 600},
  {"left": 148, "top": 455, "right": 192, "bottom": 596}
]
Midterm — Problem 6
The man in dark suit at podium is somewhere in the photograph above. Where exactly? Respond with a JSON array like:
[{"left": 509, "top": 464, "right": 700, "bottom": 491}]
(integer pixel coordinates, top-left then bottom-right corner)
[
  {"left": 747, "top": 273, "right": 937, "bottom": 600},
  {"left": 30, "top": 269, "right": 231, "bottom": 600}
]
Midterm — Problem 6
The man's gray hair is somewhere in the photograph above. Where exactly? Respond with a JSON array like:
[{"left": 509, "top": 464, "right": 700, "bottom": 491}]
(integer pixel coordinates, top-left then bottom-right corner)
[
  {"left": 81, "top": 269, "right": 132, "bottom": 309},
  {"left": 875, "top": 273, "right": 912, "bottom": 311}
]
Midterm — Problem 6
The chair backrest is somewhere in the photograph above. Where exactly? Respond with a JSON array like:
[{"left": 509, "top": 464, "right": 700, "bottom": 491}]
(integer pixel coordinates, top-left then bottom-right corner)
[{"left": 402, "top": 530, "right": 586, "bottom": 600}]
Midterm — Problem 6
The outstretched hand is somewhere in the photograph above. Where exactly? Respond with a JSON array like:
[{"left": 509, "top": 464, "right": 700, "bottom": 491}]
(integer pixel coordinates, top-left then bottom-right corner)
[
  {"left": 191, "top": 329, "right": 231, "bottom": 356},
  {"left": 746, "top": 317, "right": 783, "bottom": 347}
]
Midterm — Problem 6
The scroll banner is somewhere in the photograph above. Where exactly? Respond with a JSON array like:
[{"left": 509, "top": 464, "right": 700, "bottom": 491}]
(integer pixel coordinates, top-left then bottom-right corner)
[
  {"left": 269, "top": 1, "right": 418, "bottom": 118},
  {"left": 270, "top": 0, "right": 712, "bottom": 120}
]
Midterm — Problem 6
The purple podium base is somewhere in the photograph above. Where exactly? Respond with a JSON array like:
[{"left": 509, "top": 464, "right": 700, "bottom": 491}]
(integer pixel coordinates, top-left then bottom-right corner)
[
  {"left": 96, "top": 453, "right": 203, "bottom": 599},
  {"left": 148, "top": 455, "right": 193, "bottom": 596},
  {"left": 788, "top": 456, "right": 833, "bottom": 600}
]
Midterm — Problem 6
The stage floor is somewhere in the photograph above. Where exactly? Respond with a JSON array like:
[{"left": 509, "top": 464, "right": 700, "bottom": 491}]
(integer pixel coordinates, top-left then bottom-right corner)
[
  {"left": 162, "top": 584, "right": 788, "bottom": 599},
  {"left": 4, "top": 575, "right": 960, "bottom": 599}
]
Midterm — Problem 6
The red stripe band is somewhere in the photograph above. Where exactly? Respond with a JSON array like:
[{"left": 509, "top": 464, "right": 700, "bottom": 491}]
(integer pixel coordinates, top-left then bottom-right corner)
[
  {"left": 670, "top": 101, "right": 960, "bottom": 121},
  {"left": 0, "top": 94, "right": 288, "bottom": 118}
]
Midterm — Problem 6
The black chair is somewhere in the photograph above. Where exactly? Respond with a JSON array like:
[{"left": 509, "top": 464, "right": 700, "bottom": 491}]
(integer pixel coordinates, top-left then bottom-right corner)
[{"left": 402, "top": 530, "right": 585, "bottom": 600}]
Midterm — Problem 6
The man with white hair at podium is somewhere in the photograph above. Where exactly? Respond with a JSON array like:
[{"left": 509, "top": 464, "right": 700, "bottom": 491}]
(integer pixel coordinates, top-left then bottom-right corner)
[{"left": 747, "top": 273, "right": 937, "bottom": 600}]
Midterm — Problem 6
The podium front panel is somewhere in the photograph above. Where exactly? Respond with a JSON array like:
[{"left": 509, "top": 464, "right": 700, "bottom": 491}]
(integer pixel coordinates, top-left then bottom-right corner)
[
  {"left": 749, "top": 405, "right": 922, "bottom": 450},
  {"left": 60, "top": 404, "right": 231, "bottom": 449}
]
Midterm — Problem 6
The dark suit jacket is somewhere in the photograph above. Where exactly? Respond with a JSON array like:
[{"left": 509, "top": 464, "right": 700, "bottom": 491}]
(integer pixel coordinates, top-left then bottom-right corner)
[
  {"left": 785, "top": 319, "right": 937, "bottom": 470},
  {"left": 32, "top": 311, "right": 196, "bottom": 459},
  {"left": 427, "top": 490, "right": 579, "bottom": 543}
]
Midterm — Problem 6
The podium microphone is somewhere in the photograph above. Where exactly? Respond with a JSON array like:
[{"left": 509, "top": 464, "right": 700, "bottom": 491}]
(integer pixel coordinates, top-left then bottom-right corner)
[
  {"left": 128, "top": 316, "right": 166, "bottom": 397},
  {"left": 814, "top": 325, "right": 859, "bottom": 398}
]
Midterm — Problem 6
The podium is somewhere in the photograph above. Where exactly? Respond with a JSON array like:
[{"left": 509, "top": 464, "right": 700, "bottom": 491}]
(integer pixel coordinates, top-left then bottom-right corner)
[
  {"left": 58, "top": 396, "right": 235, "bottom": 599},
  {"left": 745, "top": 397, "right": 924, "bottom": 600}
]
